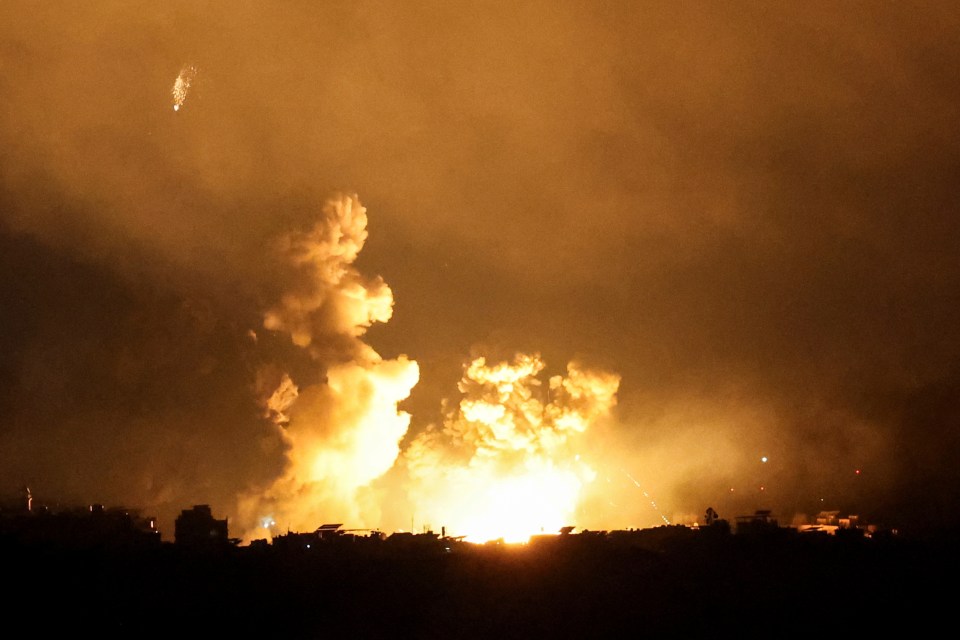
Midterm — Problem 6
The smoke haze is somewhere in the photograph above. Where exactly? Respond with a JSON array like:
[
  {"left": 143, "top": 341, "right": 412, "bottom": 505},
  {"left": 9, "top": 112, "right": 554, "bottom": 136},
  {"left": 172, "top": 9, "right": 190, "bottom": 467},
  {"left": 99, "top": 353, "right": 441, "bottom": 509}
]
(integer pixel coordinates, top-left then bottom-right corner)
[{"left": 2, "top": 1, "right": 960, "bottom": 538}]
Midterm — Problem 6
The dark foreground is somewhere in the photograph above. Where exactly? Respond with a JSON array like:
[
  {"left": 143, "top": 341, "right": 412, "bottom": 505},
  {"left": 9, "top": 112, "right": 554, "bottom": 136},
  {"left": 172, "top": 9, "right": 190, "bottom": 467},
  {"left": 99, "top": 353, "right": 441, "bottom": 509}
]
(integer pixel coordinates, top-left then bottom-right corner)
[{"left": 4, "top": 527, "right": 955, "bottom": 639}]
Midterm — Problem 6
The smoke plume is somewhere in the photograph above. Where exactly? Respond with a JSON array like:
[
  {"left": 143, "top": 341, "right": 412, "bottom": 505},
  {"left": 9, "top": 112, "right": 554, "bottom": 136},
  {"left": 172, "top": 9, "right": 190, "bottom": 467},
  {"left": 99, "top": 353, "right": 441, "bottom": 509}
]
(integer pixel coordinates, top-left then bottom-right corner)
[{"left": 237, "top": 193, "right": 419, "bottom": 541}]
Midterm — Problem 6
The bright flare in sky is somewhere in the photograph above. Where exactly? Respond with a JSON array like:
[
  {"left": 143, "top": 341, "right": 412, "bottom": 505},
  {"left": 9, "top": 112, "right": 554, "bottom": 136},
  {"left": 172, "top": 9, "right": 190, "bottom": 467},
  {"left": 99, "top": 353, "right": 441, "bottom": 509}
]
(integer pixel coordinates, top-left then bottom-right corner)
[{"left": 171, "top": 65, "right": 198, "bottom": 111}]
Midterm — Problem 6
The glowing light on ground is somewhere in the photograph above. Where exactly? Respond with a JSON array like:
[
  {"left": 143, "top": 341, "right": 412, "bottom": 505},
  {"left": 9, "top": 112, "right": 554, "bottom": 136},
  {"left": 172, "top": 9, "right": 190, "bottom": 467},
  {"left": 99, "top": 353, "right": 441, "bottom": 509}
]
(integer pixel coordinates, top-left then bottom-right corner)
[
  {"left": 457, "top": 466, "right": 584, "bottom": 543},
  {"left": 403, "top": 353, "right": 620, "bottom": 544}
]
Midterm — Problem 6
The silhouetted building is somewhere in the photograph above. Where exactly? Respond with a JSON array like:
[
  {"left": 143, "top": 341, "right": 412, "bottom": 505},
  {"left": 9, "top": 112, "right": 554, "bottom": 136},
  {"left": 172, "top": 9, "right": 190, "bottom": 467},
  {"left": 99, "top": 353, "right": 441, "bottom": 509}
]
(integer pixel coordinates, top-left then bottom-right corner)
[
  {"left": 735, "top": 509, "right": 781, "bottom": 536},
  {"left": 796, "top": 510, "right": 868, "bottom": 537},
  {"left": 316, "top": 523, "right": 343, "bottom": 540},
  {"left": 174, "top": 504, "right": 229, "bottom": 549},
  {"left": 0, "top": 501, "right": 160, "bottom": 549}
]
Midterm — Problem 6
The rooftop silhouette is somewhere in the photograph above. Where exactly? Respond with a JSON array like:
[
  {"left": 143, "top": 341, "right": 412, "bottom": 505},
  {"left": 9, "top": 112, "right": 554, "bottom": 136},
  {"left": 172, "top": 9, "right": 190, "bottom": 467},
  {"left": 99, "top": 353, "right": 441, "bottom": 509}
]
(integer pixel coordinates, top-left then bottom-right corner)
[{"left": 2, "top": 494, "right": 952, "bottom": 638}]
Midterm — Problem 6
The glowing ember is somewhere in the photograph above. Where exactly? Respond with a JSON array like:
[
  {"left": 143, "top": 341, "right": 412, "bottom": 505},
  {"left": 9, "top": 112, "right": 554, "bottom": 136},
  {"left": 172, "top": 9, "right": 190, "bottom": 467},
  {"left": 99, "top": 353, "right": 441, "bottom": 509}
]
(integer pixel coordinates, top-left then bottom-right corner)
[{"left": 171, "top": 65, "right": 198, "bottom": 111}]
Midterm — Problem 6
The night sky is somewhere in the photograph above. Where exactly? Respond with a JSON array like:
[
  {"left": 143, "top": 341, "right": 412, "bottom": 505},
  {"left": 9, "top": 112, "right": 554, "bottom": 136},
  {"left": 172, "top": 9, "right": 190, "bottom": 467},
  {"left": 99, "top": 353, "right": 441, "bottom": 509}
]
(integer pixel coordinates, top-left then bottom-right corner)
[{"left": 2, "top": 1, "right": 959, "bottom": 541}]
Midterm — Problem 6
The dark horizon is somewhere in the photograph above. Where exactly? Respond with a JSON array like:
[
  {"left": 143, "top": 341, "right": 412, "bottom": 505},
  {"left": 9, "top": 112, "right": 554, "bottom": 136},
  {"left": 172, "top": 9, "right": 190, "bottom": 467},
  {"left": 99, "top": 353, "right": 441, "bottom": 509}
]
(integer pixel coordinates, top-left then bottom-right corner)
[
  {"left": 3, "top": 494, "right": 951, "bottom": 639},
  {"left": 0, "top": 484, "right": 921, "bottom": 547}
]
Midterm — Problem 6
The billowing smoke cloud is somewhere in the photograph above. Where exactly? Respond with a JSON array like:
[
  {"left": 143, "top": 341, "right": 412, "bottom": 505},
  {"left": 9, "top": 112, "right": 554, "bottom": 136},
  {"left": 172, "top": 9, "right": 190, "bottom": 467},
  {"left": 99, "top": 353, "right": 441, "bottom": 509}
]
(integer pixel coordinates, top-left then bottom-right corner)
[
  {"left": 237, "top": 194, "right": 419, "bottom": 541},
  {"left": 261, "top": 193, "right": 395, "bottom": 362},
  {"left": 398, "top": 353, "right": 620, "bottom": 541}
]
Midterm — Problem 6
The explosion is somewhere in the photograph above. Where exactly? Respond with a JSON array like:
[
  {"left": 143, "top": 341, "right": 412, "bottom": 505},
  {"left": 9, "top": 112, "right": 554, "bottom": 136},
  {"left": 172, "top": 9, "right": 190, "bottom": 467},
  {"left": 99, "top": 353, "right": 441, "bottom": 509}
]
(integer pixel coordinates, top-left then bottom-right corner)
[
  {"left": 402, "top": 353, "right": 620, "bottom": 543},
  {"left": 236, "top": 193, "right": 619, "bottom": 545},
  {"left": 237, "top": 194, "right": 419, "bottom": 542}
]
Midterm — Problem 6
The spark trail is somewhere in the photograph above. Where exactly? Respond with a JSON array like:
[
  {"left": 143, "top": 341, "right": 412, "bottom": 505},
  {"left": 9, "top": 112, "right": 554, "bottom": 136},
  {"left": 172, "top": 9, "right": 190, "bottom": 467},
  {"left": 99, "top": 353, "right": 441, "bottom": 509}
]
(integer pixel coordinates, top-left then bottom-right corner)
[
  {"left": 624, "top": 469, "right": 671, "bottom": 525},
  {"left": 171, "top": 65, "right": 198, "bottom": 111}
]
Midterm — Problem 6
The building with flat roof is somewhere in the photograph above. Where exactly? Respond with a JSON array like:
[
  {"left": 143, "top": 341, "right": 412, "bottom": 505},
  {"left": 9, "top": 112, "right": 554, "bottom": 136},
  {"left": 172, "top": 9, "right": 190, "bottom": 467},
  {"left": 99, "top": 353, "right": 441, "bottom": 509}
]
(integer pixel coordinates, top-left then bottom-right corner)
[{"left": 174, "top": 504, "right": 229, "bottom": 549}]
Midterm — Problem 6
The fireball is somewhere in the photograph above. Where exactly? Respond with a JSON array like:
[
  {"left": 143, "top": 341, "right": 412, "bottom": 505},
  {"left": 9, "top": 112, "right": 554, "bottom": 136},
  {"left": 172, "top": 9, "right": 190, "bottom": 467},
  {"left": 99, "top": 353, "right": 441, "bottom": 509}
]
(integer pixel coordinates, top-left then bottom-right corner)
[{"left": 404, "top": 353, "right": 619, "bottom": 543}]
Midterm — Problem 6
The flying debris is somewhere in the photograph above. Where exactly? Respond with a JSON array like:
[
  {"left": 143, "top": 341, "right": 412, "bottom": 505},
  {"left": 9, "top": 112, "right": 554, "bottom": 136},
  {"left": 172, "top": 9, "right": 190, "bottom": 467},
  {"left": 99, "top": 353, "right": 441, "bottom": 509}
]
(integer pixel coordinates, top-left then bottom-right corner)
[
  {"left": 623, "top": 470, "right": 671, "bottom": 525},
  {"left": 171, "top": 65, "right": 198, "bottom": 112}
]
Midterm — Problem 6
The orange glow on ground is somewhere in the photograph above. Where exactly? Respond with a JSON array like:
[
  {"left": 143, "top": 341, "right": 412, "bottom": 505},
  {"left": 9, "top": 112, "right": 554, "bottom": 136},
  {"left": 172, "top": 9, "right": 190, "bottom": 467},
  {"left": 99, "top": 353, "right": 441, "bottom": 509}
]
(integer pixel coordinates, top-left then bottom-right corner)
[{"left": 403, "top": 353, "right": 618, "bottom": 544}]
